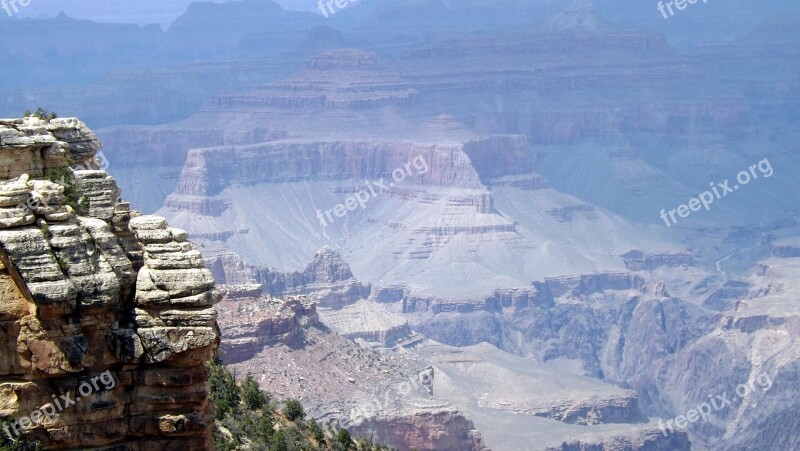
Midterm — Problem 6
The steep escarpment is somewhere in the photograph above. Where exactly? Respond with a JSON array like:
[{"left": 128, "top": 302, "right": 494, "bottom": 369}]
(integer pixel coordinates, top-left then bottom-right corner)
[
  {"left": 0, "top": 117, "right": 219, "bottom": 449},
  {"left": 165, "top": 138, "right": 491, "bottom": 200}
]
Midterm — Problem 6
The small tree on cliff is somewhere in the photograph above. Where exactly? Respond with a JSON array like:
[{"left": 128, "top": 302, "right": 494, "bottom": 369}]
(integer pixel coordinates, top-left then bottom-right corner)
[
  {"left": 209, "top": 356, "right": 240, "bottom": 418},
  {"left": 241, "top": 373, "right": 268, "bottom": 411},
  {"left": 24, "top": 108, "right": 57, "bottom": 122},
  {"left": 282, "top": 399, "right": 305, "bottom": 421},
  {"left": 334, "top": 428, "right": 353, "bottom": 451}
]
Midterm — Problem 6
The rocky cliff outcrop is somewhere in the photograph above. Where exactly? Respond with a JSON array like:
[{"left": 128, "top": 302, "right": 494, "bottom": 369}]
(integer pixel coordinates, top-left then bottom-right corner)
[
  {"left": 215, "top": 291, "right": 318, "bottom": 364},
  {"left": 0, "top": 117, "right": 219, "bottom": 449},
  {"left": 255, "top": 247, "right": 370, "bottom": 309},
  {"left": 771, "top": 237, "right": 800, "bottom": 258}
]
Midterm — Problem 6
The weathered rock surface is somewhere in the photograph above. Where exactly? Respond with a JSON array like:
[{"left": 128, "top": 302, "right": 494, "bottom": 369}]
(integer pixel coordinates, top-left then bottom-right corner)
[
  {"left": 215, "top": 292, "right": 318, "bottom": 364},
  {"left": 216, "top": 293, "right": 486, "bottom": 451},
  {"left": 0, "top": 118, "right": 219, "bottom": 449}
]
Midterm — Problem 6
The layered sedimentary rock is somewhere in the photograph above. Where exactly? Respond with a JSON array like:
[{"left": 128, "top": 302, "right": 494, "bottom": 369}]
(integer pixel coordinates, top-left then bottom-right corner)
[
  {"left": 771, "top": 237, "right": 800, "bottom": 258},
  {"left": 254, "top": 247, "right": 370, "bottom": 308},
  {"left": 410, "top": 341, "right": 690, "bottom": 450},
  {"left": 319, "top": 300, "right": 412, "bottom": 346},
  {"left": 25, "top": 3, "right": 792, "bottom": 450},
  {"left": 621, "top": 250, "right": 694, "bottom": 271},
  {"left": 215, "top": 291, "right": 318, "bottom": 364},
  {"left": 347, "top": 410, "right": 485, "bottom": 451},
  {"left": 0, "top": 117, "right": 219, "bottom": 449},
  {"left": 153, "top": 48, "right": 683, "bottom": 311}
]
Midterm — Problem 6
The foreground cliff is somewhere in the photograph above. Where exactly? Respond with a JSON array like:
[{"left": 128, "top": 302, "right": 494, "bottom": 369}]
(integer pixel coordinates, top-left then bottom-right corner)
[{"left": 0, "top": 117, "right": 219, "bottom": 449}]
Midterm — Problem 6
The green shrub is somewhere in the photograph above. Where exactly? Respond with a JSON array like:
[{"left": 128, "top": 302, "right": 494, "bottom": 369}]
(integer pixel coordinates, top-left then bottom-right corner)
[
  {"left": 77, "top": 195, "right": 90, "bottom": 216},
  {"left": 208, "top": 356, "right": 392, "bottom": 451},
  {"left": 269, "top": 430, "right": 288, "bottom": 451},
  {"left": 253, "top": 408, "right": 276, "bottom": 443},
  {"left": 308, "top": 419, "right": 325, "bottom": 444},
  {"left": 283, "top": 399, "right": 305, "bottom": 422},
  {"left": 334, "top": 428, "right": 353, "bottom": 451},
  {"left": 23, "top": 108, "right": 57, "bottom": 122},
  {"left": 45, "top": 167, "right": 80, "bottom": 212}
]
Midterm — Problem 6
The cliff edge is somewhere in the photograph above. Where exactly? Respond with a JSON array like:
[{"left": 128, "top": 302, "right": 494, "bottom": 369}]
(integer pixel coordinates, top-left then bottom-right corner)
[{"left": 0, "top": 117, "right": 220, "bottom": 450}]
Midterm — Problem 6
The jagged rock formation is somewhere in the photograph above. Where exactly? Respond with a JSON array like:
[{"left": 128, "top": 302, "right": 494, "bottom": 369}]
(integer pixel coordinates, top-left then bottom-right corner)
[
  {"left": 11, "top": 2, "right": 793, "bottom": 450},
  {"left": 255, "top": 247, "right": 371, "bottom": 308},
  {"left": 206, "top": 246, "right": 371, "bottom": 309},
  {"left": 153, "top": 48, "right": 682, "bottom": 312},
  {"left": 0, "top": 117, "right": 219, "bottom": 449},
  {"left": 771, "top": 237, "right": 800, "bottom": 258},
  {"left": 621, "top": 250, "right": 694, "bottom": 271}
]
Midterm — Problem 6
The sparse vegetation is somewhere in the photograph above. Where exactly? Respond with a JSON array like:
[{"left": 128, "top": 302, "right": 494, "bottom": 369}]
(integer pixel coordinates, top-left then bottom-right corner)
[
  {"left": 23, "top": 107, "right": 57, "bottom": 122},
  {"left": 242, "top": 374, "right": 269, "bottom": 411},
  {"left": 208, "top": 356, "right": 393, "bottom": 451},
  {"left": 0, "top": 417, "right": 43, "bottom": 451},
  {"left": 78, "top": 195, "right": 91, "bottom": 216},
  {"left": 334, "top": 428, "right": 353, "bottom": 450},
  {"left": 45, "top": 167, "right": 82, "bottom": 213}
]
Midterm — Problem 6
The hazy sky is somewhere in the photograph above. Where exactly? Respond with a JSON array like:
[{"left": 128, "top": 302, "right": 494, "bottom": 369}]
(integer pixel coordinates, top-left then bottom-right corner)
[{"left": 12, "top": 0, "right": 319, "bottom": 27}]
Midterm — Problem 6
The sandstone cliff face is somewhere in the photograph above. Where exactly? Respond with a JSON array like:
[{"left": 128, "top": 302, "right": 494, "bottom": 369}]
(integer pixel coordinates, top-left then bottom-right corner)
[{"left": 0, "top": 117, "right": 219, "bottom": 449}]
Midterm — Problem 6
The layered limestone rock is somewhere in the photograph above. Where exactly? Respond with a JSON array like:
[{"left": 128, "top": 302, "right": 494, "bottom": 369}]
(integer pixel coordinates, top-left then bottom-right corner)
[
  {"left": 215, "top": 291, "right": 318, "bottom": 364},
  {"left": 204, "top": 247, "right": 373, "bottom": 310},
  {"left": 255, "top": 247, "right": 371, "bottom": 309},
  {"left": 771, "top": 237, "right": 800, "bottom": 258},
  {"left": 0, "top": 117, "right": 219, "bottom": 450}
]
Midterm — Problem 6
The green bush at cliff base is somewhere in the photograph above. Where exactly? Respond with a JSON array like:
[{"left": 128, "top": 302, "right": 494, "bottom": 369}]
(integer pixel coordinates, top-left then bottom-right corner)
[{"left": 208, "top": 356, "right": 393, "bottom": 451}]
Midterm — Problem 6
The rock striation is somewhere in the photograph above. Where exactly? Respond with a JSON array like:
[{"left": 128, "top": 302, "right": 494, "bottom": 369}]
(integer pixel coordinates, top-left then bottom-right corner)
[{"left": 0, "top": 117, "right": 219, "bottom": 449}]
